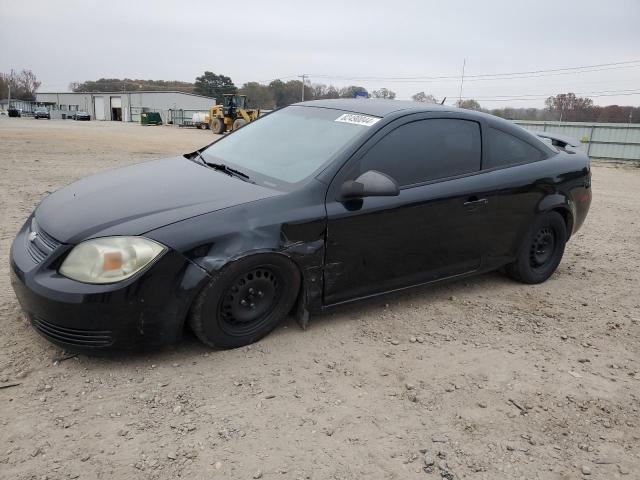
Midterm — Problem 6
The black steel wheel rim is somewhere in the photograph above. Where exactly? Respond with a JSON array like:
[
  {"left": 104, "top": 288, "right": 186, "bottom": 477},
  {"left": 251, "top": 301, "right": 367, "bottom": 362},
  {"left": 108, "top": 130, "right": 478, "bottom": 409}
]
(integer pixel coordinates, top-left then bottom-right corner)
[
  {"left": 219, "top": 266, "right": 282, "bottom": 336},
  {"left": 529, "top": 226, "right": 556, "bottom": 269}
]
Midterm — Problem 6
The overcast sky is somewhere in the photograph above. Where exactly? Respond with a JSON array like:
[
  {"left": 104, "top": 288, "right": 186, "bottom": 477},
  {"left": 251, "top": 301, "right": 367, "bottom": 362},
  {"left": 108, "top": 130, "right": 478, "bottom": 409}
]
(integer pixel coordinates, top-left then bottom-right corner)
[{"left": 1, "top": 0, "right": 639, "bottom": 108}]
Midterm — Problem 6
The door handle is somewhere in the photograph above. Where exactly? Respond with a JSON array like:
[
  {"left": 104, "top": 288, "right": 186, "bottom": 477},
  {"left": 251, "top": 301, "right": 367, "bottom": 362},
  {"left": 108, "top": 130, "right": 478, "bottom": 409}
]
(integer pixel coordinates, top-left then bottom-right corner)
[{"left": 464, "top": 197, "right": 488, "bottom": 207}]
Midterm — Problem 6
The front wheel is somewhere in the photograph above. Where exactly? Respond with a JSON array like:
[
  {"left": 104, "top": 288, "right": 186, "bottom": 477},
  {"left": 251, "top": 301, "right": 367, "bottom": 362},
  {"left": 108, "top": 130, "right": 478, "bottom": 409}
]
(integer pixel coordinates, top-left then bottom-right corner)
[
  {"left": 506, "top": 211, "right": 567, "bottom": 284},
  {"left": 232, "top": 118, "right": 247, "bottom": 130},
  {"left": 189, "top": 254, "right": 300, "bottom": 349},
  {"left": 210, "top": 117, "right": 225, "bottom": 134}
]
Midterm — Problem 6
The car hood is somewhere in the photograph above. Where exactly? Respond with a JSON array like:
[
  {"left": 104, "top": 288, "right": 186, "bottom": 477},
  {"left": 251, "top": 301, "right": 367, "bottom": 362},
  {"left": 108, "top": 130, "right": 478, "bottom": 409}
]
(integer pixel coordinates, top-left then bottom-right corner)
[{"left": 35, "top": 156, "right": 281, "bottom": 244}]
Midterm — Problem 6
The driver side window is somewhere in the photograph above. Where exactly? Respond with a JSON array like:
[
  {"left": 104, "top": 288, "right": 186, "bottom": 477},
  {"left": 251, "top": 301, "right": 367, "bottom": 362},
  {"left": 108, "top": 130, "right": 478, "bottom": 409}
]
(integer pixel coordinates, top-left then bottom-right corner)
[{"left": 357, "top": 119, "right": 481, "bottom": 187}]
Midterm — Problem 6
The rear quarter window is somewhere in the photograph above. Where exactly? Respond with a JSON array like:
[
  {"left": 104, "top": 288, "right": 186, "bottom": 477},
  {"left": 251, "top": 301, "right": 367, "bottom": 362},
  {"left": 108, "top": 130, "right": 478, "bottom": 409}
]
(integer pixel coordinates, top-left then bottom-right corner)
[{"left": 485, "top": 127, "right": 546, "bottom": 169}]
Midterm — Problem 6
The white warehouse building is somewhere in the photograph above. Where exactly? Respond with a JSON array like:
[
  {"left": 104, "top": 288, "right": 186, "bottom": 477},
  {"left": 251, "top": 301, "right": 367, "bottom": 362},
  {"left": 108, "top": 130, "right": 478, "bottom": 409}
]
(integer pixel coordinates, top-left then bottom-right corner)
[{"left": 35, "top": 91, "right": 215, "bottom": 123}]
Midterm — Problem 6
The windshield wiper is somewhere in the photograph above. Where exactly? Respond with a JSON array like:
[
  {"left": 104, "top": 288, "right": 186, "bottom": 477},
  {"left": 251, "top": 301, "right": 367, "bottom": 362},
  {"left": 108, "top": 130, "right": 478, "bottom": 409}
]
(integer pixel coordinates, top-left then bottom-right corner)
[
  {"left": 193, "top": 151, "right": 253, "bottom": 183},
  {"left": 207, "top": 162, "right": 252, "bottom": 181}
]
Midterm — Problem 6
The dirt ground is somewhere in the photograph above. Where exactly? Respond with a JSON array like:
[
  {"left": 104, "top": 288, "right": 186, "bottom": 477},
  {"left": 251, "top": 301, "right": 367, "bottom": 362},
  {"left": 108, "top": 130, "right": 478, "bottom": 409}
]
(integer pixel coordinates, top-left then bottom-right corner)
[{"left": 0, "top": 117, "right": 639, "bottom": 480}]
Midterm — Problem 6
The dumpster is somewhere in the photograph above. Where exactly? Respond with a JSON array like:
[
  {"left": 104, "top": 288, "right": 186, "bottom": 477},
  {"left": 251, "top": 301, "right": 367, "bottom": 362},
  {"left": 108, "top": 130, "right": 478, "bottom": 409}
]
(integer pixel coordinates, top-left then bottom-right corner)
[{"left": 141, "top": 112, "right": 162, "bottom": 126}]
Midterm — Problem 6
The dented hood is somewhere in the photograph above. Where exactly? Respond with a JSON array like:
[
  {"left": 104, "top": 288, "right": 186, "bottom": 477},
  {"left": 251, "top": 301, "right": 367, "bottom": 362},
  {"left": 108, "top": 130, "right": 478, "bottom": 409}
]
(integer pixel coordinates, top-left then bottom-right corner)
[{"left": 35, "top": 156, "right": 281, "bottom": 244}]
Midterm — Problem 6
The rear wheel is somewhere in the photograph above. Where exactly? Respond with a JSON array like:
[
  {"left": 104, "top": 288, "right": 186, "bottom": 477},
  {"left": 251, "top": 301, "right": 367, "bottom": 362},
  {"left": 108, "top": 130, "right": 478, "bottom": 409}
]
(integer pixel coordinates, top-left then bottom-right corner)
[
  {"left": 211, "top": 117, "right": 225, "bottom": 134},
  {"left": 189, "top": 254, "right": 300, "bottom": 349},
  {"left": 506, "top": 211, "right": 567, "bottom": 284},
  {"left": 232, "top": 118, "right": 247, "bottom": 130}
]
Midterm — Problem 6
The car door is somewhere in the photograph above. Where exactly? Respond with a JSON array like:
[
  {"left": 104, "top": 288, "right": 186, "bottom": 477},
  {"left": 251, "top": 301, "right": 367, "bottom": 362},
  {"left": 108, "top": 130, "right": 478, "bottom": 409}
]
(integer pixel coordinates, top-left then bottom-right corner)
[{"left": 324, "top": 116, "right": 493, "bottom": 305}]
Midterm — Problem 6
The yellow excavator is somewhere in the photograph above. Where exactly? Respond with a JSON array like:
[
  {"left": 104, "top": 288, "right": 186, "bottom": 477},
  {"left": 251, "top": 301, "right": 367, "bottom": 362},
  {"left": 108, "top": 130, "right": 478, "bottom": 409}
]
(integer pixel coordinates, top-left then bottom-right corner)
[{"left": 209, "top": 94, "right": 260, "bottom": 134}]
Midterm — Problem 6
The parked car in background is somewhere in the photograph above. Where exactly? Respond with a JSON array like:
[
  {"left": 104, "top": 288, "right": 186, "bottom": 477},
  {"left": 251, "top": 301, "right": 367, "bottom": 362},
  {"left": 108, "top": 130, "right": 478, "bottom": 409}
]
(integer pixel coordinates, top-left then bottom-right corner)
[
  {"left": 8, "top": 106, "right": 21, "bottom": 117},
  {"left": 34, "top": 107, "right": 50, "bottom": 119},
  {"left": 10, "top": 99, "right": 592, "bottom": 352},
  {"left": 73, "top": 111, "right": 91, "bottom": 121}
]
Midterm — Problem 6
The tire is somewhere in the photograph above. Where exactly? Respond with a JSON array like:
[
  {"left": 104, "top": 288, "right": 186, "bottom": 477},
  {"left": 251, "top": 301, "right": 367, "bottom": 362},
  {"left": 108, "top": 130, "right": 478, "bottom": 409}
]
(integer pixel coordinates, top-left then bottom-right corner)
[
  {"left": 189, "top": 254, "right": 300, "bottom": 349},
  {"left": 211, "top": 117, "right": 225, "bottom": 134},
  {"left": 506, "top": 211, "right": 567, "bottom": 284},
  {"left": 232, "top": 118, "right": 247, "bottom": 130}
]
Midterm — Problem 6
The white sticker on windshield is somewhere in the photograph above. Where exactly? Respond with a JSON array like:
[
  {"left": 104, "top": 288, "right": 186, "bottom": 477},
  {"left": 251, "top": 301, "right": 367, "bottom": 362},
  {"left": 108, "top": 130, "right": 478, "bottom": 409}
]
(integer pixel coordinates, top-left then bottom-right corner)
[{"left": 335, "top": 113, "right": 380, "bottom": 127}]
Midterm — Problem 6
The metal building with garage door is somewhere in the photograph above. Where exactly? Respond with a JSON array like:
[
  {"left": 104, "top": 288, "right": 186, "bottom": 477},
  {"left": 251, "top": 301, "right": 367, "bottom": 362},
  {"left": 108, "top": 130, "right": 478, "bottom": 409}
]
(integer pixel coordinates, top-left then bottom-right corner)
[{"left": 35, "top": 91, "right": 215, "bottom": 123}]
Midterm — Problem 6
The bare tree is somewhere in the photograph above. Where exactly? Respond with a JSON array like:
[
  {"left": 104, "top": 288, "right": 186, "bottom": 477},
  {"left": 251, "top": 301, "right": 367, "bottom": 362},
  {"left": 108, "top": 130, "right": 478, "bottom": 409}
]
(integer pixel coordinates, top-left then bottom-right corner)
[
  {"left": 544, "top": 93, "right": 594, "bottom": 121},
  {"left": 17, "top": 70, "right": 41, "bottom": 100},
  {"left": 371, "top": 88, "right": 396, "bottom": 99},
  {"left": 0, "top": 69, "right": 41, "bottom": 101},
  {"left": 456, "top": 99, "right": 481, "bottom": 110},
  {"left": 412, "top": 91, "right": 438, "bottom": 103},
  {"left": 310, "top": 84, "right": 341, "bottom": 100}
]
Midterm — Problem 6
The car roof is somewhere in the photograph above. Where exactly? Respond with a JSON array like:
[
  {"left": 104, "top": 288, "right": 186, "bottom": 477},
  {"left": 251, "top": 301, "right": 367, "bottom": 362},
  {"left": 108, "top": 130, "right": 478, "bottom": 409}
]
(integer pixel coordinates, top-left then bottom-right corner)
[
  {"left": 294, "top": 98, "right": 461, "bottom": 117},
  {"left": 298, "top": 99, "right": 553, "bottom": 149}
]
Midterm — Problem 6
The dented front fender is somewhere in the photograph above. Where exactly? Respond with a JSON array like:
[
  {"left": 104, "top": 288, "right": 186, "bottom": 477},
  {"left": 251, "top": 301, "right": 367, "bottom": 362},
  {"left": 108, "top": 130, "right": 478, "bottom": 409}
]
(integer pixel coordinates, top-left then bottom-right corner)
[{"left": 145, "top": 180, "right": 330, "bottom": 326}]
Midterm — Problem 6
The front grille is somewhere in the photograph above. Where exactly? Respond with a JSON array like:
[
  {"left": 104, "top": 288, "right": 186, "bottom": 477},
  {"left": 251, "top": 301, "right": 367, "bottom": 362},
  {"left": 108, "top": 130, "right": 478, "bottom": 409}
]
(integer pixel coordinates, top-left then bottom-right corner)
[
  {"left": 25, "top": 218, "right": 61, "bottom": 264},
  {"left": 31, "top": 315, "right": 114, "bottom": 347}
]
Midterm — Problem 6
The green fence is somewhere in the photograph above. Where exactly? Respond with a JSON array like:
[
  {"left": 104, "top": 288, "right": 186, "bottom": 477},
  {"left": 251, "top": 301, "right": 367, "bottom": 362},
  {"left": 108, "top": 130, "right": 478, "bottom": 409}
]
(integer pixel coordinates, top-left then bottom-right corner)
[{"left": 515, "top": 121, "right": 640, "bottom": 162}]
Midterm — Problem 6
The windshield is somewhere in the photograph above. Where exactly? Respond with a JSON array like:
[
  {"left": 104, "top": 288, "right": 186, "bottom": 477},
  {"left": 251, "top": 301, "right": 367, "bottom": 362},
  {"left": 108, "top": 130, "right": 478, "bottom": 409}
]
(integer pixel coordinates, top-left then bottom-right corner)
[{"left": 200, "top": 106, "right": 377, "bottom": 188}]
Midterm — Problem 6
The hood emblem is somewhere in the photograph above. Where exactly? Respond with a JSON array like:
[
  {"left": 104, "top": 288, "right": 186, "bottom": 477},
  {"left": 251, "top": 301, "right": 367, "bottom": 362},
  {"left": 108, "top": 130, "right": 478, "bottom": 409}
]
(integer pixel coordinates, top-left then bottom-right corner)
[{"left": 28, "top": 231, "right": 38, "bottom": 243}]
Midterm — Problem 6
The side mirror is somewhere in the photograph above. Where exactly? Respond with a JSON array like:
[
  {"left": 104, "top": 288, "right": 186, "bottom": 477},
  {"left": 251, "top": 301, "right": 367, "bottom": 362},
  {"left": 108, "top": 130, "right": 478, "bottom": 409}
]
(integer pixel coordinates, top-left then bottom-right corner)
[{"left": 340, "top": 170, "right": 400, "bottom": 200}]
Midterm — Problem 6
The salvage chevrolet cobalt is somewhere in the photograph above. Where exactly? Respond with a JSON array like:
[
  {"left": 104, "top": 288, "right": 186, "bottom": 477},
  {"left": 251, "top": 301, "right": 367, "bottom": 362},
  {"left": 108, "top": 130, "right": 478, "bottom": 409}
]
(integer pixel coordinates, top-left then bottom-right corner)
[{"left": 10, "top": 99, "right": 591, "bottom": 351}]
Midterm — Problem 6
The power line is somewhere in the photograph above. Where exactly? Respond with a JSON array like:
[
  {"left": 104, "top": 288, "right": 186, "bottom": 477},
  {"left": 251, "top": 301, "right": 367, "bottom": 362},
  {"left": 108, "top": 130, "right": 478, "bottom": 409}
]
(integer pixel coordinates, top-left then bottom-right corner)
[
  {"left": 459, "top": 88, "right": 640, "bottom": 100},
  {"left": 308, "top": 60, "right": 640, "bottom": 83},
  {"left": 435, "top": 89, "right": 640, "bottom": 105},
  {"left": 311, "top": 65, "right": 640, "bottom": 84},
  {"left": 39, "top": 60, "right": 640, "bottom": 91},
  {"left": 254, "top": 75, "right": 298, "bottom": 84},
  {"left": 436, "top": 65, "right": 640, "bottom": 84},
  {"left": 463, "top": 91, "right": 640, "bottom": 102},
  {"left": 310, "top": 60, "right": 640, "bottom": 81},
  {"left": 450, "top": 60, "right": 640, "bottom": 79}
]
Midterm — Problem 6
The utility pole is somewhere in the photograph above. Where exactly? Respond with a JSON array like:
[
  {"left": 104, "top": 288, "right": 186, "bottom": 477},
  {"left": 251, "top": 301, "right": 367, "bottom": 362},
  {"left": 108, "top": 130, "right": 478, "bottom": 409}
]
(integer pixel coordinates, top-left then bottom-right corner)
[
  {"left": 457, "top": 59, "right": 466, "bottom": 106},
  {"left": 7, "top": 69, "right": 14, "bottom": 109},
  {"left": 299, "top": 74, "right": 307, "bottom": 101}
]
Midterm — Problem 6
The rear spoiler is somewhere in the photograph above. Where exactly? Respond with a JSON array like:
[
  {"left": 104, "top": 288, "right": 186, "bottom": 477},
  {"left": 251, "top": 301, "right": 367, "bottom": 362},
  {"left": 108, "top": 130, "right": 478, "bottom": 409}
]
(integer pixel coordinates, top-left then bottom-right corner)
[{"left": 536, "top": 132, "right": 582, "bottom": 149}]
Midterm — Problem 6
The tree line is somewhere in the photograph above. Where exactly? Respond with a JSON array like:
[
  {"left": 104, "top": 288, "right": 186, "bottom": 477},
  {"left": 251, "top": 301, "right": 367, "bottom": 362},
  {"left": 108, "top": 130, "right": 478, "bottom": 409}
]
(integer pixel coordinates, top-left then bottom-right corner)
[
  {"left": 67, "top": 71, "right": 397, "bottom": 109},
  {"left": 188, "top": 72, "right": 398, "bottom": 108},
  {"left": 74, "top": 71, "right": 639, "bottom": 122},
  {"left": 3, "top": 69, "right": 639, "bottom": 123},
  {"left": 412, "top": 91, "right": 639, "bottom": 123},
  {"left": 68, "top": 78, "right": 195, "bottom": 94}
]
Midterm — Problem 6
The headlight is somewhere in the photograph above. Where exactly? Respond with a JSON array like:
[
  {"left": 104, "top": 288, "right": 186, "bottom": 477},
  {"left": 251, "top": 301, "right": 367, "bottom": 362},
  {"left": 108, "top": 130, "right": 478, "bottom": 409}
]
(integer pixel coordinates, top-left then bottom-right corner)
[{"left": 59, "top": 236, "right": 166, "bottom": 284}]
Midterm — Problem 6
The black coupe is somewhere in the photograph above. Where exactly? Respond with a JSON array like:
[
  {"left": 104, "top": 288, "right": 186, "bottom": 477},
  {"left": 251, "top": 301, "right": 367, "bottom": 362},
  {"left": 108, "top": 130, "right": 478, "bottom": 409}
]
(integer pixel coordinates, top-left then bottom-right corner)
[{"left": 10, "top": 99, "right": 592, "bottom": 351}]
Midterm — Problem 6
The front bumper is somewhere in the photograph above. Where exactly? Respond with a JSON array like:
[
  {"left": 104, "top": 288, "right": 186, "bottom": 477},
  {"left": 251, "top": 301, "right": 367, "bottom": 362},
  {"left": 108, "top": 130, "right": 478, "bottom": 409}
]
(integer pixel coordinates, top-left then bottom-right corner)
[{"left": 9, "top": 218, "right": 210, "bottom": 352}]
